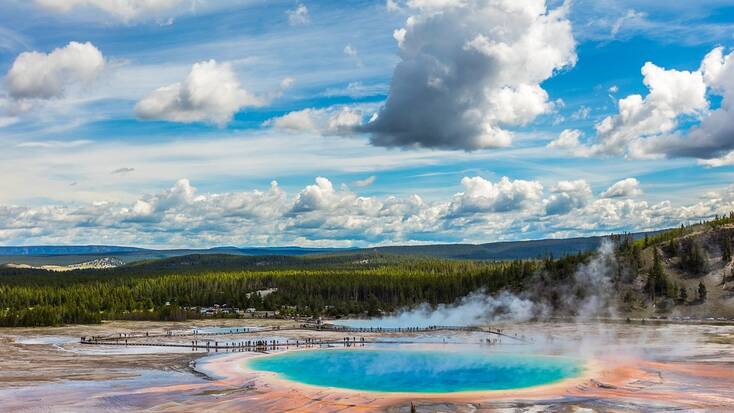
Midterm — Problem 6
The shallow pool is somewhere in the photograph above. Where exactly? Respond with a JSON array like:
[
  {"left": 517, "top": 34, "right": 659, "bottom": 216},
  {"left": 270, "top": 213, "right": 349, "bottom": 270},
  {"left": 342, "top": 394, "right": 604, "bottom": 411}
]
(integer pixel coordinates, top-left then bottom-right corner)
[{"left": 246, "top": 348, "right": 583, "bottom": 393}]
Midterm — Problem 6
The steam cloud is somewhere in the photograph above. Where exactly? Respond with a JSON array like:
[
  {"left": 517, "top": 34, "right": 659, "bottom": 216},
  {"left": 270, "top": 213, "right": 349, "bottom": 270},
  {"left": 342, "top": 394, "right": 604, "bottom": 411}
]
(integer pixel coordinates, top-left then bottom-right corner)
[
  {"left": 347, "top": 241, "right": 618, "bottom": 328},
  {"left": 570, "top": 240, "right": 618, "bottom": 320},
  {"left": 344, "top": 291, "right": 545, "bottom": 329}
]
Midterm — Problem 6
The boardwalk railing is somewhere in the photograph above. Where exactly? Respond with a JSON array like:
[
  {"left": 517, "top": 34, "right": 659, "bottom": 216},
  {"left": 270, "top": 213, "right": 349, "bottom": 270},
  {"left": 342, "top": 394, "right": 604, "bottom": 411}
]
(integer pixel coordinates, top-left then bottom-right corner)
[
  {"left": 305, "top": 324, "right": 484, "bottom": 333},
  {"left": 78, "top": 323, "right": 529, "bottom": 346},
  {"left": 79, "top": 337, "right": 375, "bottom": 352}
]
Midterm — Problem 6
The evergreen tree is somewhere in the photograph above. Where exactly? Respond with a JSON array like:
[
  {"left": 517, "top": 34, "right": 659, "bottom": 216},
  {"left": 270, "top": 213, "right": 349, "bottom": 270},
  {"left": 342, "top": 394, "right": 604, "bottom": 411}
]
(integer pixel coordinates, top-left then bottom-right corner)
[
  {"left": 680, "top": 239, "right": 709, "bottom": 275},
  {"left": 678, "top": 287, "right": 688, "bottom": 303},
  {"left": 722, "top": 236, "right": 732, "bottom": 263},
  {"left": 646, "top": 248, "right": 670, "bottom": 301},
  {"left": 698, "top": 282, "right": 707, "bottom": 302}
]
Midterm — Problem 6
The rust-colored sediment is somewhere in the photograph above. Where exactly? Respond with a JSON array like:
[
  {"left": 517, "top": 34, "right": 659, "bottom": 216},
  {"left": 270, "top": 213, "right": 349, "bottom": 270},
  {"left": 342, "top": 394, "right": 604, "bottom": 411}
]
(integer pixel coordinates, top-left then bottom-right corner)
[{"left": 134, "top": 351, "right": 734, "bottom": 412}]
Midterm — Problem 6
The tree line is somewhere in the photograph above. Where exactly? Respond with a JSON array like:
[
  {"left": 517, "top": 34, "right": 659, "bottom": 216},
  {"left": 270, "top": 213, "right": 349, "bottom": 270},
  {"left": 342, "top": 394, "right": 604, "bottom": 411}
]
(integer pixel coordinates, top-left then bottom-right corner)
[{"left": 0, "top": 256, "right": 542, "bottom": 327}]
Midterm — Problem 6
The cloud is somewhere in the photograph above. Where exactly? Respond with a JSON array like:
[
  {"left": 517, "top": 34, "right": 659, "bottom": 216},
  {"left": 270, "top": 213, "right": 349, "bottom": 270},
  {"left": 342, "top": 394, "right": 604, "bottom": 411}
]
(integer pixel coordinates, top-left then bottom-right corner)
[
  {"left": 610, "top": 9, "right": 646, "bottom": 37},
  {"left": 135, "top": 60, "right": 264, "bottom": 126},
  {"left": 291, "top": 177, "right": 344, "bottom": 213},
  {"left": 280, "top": 77, "right": 295, "bottom": 90},
  {"left": 601, "top": 178, "right": 642, "bottom": 198},
  {"left": 585, "top": 61, "right": 707, "bottom": 157},
  {"left": 343, "top": 43, "right": 362, "bottom": 66},
  {"left": 5, "top": 41, "right": 105, "bottom": 100},
  {"left": 699, "top": 151, "right": 734, "bottom": 168},
  {"left": 547, "top": 129, "right": 582, "bottom": 150},
  {"left": 637, "top": 47, "right": 734, "bottom": 162},
  {"left": 265, "top": 106, "right": 363, "bottom": 135},
  {"left": 322, "top": 82, "right": 388, "bottom": 98},
  {"left": 450, "top": 176, "right": 544, "bottom": 215},
  {"left": 544, "top": 179, "right": 592, "bottom": 215},
  {"left": 0, "top": 116, "right": 17, "bottom": 128},
  {"left": 386, "top": 0, "right": 401, "bottom": 12},
  {"left": 33, "top": 0, "right": 183, "bottom": 22},
  {"left": 360, "top": 0, "right": 576, "bottom": 150},
  {"left": 286, "top": 177, "right": 442, "bottom": 243},
  {"left": 353, "top": 176, "right": 376, "bottom": 187},
  {"left": 287, "top": 3, "right": 310, "bottom": 25},
  {"left": 111, "top": 167, "right": 135, "bottom": 175},
  {"left": 343, "top": 44, "right": 358, "bottom": 57},
  {"left": 16, "top": 140, "right": 93, "bottom": 149},
  {"left": 571, "top": 1, "right": 734, "bottom": 46},
  {"left": 1, "top": 175, "right": 733, "bottom": 247},
  {"left": 568, "top": 47, "right": 734, "bottom": 163},
  {"left": 266, "top": 108, "right": 319, "bottom": 133},
  {"left": 571, "top": 106, "right": 591, "bottom": 120}
]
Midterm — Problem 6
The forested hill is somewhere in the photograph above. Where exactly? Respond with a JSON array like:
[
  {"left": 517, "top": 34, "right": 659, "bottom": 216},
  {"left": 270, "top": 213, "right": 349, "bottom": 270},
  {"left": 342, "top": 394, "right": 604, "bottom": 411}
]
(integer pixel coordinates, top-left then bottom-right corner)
[
  {"left": 363, "top": 235, "right": 618, "bottom": 260},
  {"left": 0, "top": 231, "right": 660, "bottom": 266}
]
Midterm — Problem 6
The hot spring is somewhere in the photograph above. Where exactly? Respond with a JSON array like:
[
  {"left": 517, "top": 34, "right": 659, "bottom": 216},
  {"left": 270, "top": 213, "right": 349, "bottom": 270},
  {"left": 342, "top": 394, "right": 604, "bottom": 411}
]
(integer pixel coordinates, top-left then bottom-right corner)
[{"left": 246, "top": 348, "right": 584, "bottom": 393}]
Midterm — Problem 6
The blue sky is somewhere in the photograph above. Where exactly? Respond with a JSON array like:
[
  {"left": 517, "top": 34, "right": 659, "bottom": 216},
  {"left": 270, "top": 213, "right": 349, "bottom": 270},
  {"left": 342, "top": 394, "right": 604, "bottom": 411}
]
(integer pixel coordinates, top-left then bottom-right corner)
[{"left": 1, "top": 0, "right": 734, "bottom": 248}]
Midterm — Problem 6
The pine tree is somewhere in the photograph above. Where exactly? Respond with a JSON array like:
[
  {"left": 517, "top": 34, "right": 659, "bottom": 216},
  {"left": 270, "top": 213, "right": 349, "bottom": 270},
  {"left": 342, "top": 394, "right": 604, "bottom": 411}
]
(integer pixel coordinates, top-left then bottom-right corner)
[
  {"left": 678, "top": 287, "right": 688, "bottom": 303},
  {"left": 646, "top": 248, "right": 669, "bottom": 301},
  {"left": 698, "top": 282, "right": 707, "bottom": 302},
  {"left": 722, "top": 236, "right": 732, "bottom": 263},
  {"left": 681, "top": 239, "right": 708, "bottom": 275}
]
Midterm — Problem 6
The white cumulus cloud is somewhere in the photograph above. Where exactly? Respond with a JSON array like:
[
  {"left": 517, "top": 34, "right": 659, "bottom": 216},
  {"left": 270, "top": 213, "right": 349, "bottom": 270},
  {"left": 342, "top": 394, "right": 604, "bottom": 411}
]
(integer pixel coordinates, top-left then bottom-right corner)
[
  {"left": 567, "top": 47, "right": 734, "bottom": 164},
  {"left": 135, "top": 60, "right": 264, "bottom": 126},
  {"left": 450, "top": 176, "right": 544, "bottom": 215},
  {"left": 639, "top": 47, "right": 734, "bottom": 163},
  {"left": 5, "top": 41, "right": 105, "bottom": 100},
  {"left": 601, "top": 178, "right": 642, "bottom": 198},
  {"left": 586, "top": 61, "right": 707, "bottom": 157},
  {"left": 265, "top": 106, "right": 363, "bottom": 135},
  {"left": 361, "top": 0, "right": 576, "bottom": 150},
  {"left": 0, "top": 175, "right": 732, "bottom": 247},
  {"left": 544, "top": 179, "right": 592, "bottom": 215},
  {"left": 547, "top": 128, "right": 582, "bottom": 150}
]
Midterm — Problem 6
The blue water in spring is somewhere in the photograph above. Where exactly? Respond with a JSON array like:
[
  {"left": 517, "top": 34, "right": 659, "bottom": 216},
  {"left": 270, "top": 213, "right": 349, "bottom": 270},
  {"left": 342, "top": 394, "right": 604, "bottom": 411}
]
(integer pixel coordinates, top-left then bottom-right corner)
[{"left": 246, "top": 348, "right": 583, "bottom": 393}]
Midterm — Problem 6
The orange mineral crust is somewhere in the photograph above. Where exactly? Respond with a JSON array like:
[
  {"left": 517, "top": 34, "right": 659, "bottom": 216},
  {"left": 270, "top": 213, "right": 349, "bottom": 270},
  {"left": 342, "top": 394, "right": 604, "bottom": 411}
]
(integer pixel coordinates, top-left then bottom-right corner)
[{"left": 134, "top": 351, "right": 734, "bottom": 412}]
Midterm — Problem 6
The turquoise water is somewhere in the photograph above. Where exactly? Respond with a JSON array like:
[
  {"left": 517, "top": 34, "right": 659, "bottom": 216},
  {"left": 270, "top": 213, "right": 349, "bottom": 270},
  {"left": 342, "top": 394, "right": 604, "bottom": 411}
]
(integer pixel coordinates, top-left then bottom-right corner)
[{"left": 247, "top": 349, "right": 583, "bottom": 393}]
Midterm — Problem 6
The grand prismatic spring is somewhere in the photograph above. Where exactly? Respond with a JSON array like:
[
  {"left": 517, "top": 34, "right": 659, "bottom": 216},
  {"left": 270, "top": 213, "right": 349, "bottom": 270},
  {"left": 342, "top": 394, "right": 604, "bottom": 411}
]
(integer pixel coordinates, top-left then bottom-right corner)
[{"left": 246, "top": 348, "right": 584, "bottom": 393}]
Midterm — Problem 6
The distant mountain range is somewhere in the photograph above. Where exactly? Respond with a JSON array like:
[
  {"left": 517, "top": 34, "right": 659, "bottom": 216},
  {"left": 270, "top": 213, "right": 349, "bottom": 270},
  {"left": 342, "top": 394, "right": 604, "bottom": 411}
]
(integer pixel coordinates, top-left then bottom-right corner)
[
  {"left": 0, "top": 245, "right": 345, "bottom": 256},
  {"left": 0, "top": 231, "right": 660, "bottom": 266},
  {"left": 0, "top": 245, "right": 350, "bottom": 266},
  {"left": 365, "top": 236, "right": 611, "bottom": 260},
  {"left": 0, "top": 245, "right": 146, "bottom": 256}
]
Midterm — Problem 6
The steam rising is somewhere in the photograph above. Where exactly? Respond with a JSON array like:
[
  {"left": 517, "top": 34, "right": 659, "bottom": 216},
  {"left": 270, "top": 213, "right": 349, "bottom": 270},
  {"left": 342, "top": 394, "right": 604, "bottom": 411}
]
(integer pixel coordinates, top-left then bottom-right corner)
[
  {"left": 342, "top": 291, "right": 544, "bottom": 329},
  {"left": 571, "top": 240, "right": 618, "bottom": 320},
  {"left": 341, "top": 241, "right": 618, "bottom": 329}
]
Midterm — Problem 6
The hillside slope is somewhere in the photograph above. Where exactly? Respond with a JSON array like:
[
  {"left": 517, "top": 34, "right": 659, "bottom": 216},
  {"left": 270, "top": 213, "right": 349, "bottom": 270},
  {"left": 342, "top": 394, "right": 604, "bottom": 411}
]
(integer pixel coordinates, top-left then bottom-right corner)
[{"left": 627, "top": 217, "right": 734, "bottom": 319}]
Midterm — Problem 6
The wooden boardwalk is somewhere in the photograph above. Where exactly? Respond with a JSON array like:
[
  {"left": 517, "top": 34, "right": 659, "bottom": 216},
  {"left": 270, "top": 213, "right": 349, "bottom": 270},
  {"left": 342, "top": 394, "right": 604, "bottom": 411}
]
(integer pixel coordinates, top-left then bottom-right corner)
[
  {"left": 81, "top": 337, "right": 396, "bottom": 352},
  {"left": 79, "top": 323, "right": 529, "bottom": 351}
]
